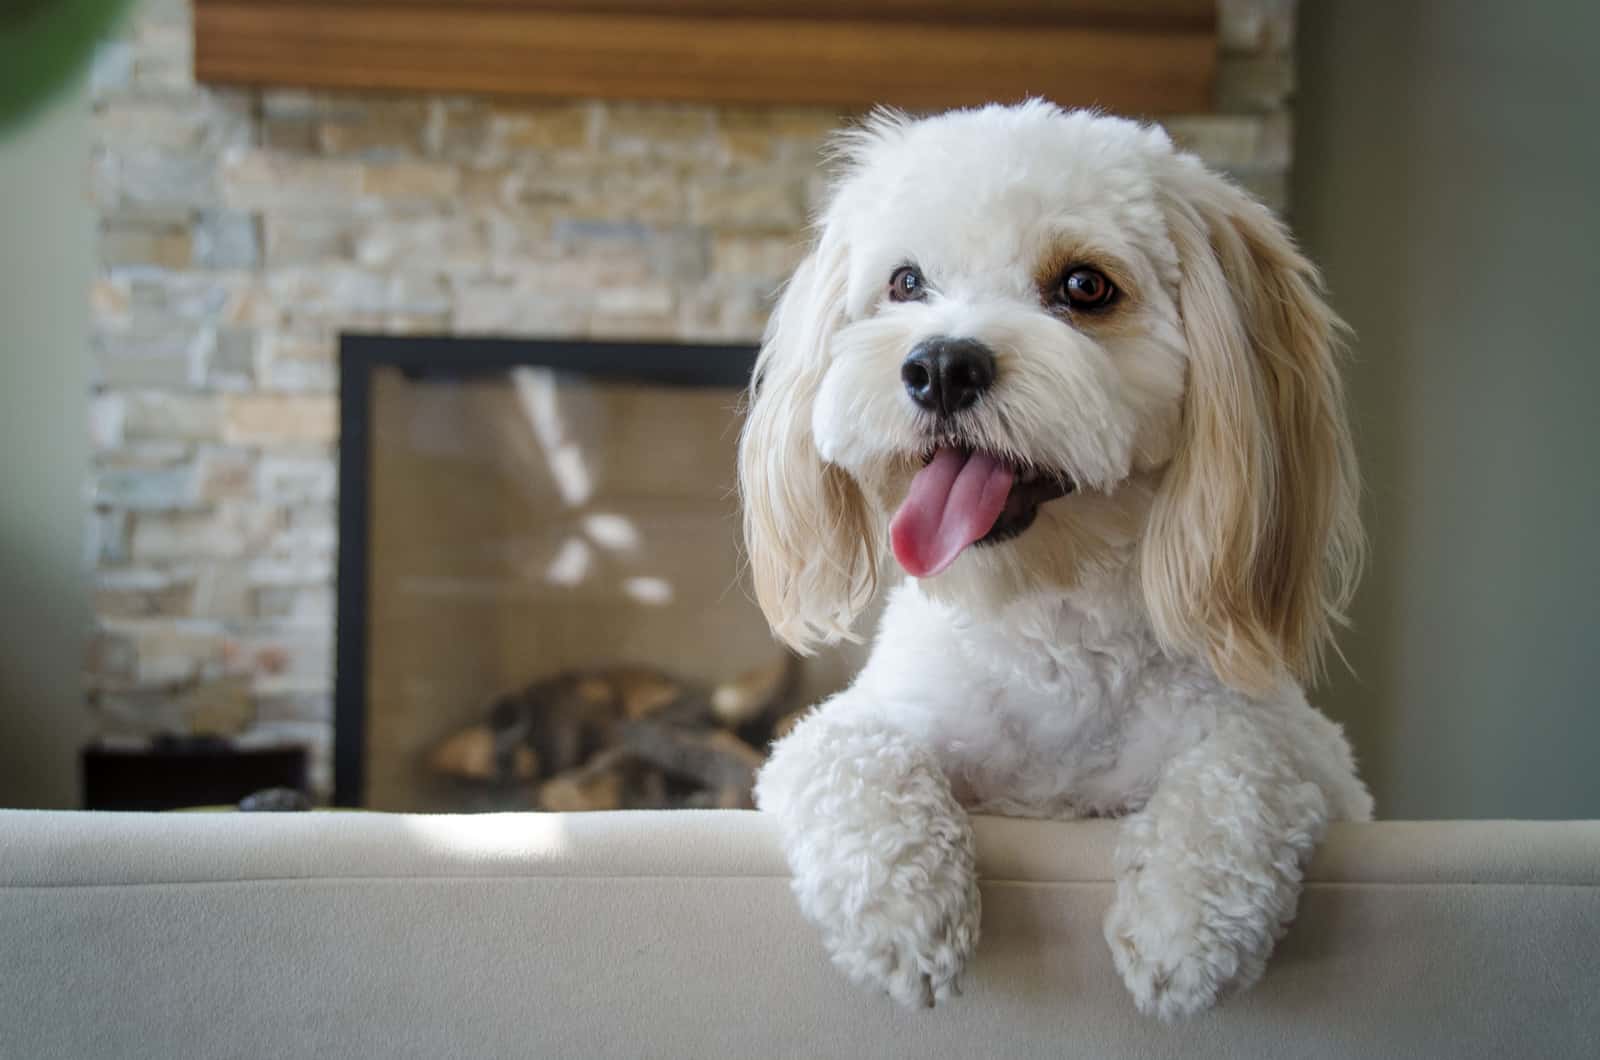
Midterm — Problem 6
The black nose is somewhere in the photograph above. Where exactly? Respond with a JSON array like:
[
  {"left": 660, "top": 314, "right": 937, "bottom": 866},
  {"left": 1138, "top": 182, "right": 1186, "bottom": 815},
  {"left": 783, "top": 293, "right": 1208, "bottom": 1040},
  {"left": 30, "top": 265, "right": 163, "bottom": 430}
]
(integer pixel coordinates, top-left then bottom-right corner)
[{"left": 901, "top": 338, "right": 996, "bottom": 418}]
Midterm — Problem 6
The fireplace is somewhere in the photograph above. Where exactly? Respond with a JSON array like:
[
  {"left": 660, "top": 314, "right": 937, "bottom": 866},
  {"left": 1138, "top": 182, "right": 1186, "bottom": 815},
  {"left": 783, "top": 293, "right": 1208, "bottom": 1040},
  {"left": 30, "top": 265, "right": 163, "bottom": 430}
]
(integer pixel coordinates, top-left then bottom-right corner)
[{"left": 335, "top": 336, "right": 859, "bottom": 811}]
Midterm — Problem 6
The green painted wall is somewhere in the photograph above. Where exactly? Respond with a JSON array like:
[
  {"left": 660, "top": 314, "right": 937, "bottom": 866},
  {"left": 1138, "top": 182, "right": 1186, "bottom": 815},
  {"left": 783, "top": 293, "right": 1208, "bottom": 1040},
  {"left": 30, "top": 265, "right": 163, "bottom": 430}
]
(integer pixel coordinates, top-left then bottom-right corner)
[
  {"left": 1297, "top": 2, "right": 1600, "bottom": 818},
  {"left": 0, "top": 85, "right": 92, "bottom": 808}
]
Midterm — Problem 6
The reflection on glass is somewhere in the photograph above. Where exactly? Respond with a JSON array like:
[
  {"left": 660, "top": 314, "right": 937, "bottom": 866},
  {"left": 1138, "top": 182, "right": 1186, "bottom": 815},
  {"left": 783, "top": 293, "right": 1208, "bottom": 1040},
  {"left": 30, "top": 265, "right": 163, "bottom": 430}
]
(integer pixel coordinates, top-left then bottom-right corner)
[{"left": 364, "top": 365, "right": 861, "bottom": 812}]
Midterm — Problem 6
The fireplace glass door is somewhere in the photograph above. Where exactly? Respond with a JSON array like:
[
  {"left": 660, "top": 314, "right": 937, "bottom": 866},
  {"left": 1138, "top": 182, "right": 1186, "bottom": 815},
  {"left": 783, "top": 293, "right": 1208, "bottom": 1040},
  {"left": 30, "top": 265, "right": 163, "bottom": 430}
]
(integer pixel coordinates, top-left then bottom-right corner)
[{"left": 340, "top": 339, "right": 860, "bottom": 812}]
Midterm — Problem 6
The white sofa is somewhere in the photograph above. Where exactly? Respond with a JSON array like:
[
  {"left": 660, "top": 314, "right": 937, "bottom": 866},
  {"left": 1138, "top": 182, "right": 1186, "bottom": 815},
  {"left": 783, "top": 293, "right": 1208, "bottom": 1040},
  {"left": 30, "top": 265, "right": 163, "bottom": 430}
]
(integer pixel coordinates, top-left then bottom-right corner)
[{"left": 2, "top": 810, "right": 1596, "bottom": 1058}]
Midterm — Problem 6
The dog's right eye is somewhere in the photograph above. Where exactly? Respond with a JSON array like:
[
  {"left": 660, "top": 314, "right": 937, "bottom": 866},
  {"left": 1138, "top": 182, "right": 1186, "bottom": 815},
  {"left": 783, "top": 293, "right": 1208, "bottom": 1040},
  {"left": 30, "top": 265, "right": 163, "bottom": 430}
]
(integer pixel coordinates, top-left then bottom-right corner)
[{"left": 889, "top": 266, "right": 928, "bottom": 303}]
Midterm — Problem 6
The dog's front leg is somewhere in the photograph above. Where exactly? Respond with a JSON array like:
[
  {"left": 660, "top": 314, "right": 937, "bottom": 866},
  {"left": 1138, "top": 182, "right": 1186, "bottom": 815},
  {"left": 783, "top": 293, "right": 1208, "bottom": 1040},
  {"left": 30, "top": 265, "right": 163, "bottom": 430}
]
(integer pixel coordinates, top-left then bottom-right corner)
[
  {"left": 755, "top": 699, "right": 979, "bottom": 1008},
  {"left": 1104, "top": 712, "right": 1329, "bottom": 1020}
]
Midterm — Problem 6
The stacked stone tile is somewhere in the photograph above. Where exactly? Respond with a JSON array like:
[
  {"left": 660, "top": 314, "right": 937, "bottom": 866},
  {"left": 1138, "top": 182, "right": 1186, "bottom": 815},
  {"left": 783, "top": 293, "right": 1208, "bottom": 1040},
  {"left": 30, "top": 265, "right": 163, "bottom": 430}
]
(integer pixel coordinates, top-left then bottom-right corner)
[{"left": 85, "top": 0, "right": 1299, "bottom": 797}]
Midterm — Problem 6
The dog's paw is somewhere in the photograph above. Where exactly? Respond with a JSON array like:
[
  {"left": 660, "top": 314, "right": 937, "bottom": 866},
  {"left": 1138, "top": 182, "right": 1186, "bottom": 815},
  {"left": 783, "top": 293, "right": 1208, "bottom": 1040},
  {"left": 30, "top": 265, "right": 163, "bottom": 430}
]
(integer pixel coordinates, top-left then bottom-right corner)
[
  {"left": 1103, "top": 858, "right": 1289, "bottom": 1021},
  {"left": 812, "top": 857, "right": 980, "bottom": 1008},
  {"left": 1104, "top": 882, "right": 1235, "bottom": 1020},
  {"left": 758, "top": 712, "right": 982, "bottom": 1008}
]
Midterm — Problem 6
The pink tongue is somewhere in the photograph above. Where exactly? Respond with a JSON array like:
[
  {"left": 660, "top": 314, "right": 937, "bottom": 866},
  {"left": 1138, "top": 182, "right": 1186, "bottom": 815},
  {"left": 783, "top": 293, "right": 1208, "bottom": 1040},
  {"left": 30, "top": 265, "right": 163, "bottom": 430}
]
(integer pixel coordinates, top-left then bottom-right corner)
[{"left": 890, "top": 448, "right": 1014, "bottom": 578}]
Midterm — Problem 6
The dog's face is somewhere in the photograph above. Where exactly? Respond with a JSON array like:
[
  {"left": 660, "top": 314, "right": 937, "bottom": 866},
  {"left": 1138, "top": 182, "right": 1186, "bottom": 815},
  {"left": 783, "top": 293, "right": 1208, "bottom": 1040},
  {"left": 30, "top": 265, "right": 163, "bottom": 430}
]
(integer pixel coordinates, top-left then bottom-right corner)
[{"left": 741, "top": 102, "right": 1362, "bottom": 694}]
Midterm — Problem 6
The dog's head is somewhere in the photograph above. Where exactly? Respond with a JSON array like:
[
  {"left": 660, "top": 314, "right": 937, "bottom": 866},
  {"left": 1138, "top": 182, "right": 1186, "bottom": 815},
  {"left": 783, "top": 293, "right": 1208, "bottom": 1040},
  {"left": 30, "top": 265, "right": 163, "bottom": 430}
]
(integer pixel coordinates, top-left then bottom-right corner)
[{"left": 739, "top": 101, "right": 1361, "bottom": 694}]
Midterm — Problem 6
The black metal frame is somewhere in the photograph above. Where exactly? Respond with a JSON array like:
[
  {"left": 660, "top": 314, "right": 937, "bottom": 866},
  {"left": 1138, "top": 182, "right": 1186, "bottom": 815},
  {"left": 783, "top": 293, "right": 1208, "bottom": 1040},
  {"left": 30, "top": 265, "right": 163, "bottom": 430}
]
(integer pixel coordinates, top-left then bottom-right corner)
[{"left": 334, "top": 334, "right": 759, "bottom": 806}]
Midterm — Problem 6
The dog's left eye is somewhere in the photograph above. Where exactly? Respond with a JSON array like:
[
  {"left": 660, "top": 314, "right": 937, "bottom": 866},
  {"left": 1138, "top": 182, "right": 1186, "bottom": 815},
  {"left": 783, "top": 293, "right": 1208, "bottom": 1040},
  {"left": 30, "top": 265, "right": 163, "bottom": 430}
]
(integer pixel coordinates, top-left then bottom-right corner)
[
  {"left": 889, "top": 265, "right": 928, "bottom": 303},
  {"left": 1053, "top": 267, "right": 1117, "bottom": 311}
]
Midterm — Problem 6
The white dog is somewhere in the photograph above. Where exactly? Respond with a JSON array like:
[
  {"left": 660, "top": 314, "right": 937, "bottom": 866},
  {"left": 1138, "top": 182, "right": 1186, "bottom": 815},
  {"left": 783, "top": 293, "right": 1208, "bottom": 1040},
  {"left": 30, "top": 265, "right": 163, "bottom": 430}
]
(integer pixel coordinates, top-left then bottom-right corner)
[{"left": 738, "top": 101, "right": 1373, "bottom": 1020}]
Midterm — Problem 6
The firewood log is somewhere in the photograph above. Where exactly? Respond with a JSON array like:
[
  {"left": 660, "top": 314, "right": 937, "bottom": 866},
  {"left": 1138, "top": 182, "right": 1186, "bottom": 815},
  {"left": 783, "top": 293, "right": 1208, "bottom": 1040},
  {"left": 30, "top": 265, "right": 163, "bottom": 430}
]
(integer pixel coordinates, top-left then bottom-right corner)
[
  {"left": 538, "top": 749, "right": 670, "bottom": 811},
  {"left": 428, "top": 724, "right": 538, "bottom": 781},
  {"left": 615, "top": 721, "right": 764, "bottom": 804}
]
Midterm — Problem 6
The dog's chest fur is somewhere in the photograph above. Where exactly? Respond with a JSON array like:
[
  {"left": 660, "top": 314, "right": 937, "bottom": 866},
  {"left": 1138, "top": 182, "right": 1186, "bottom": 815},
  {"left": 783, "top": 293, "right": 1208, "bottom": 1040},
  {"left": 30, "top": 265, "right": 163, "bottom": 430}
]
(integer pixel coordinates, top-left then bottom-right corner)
[{"left": 849, "top": 581, "right": 1226, "bottom": 819}]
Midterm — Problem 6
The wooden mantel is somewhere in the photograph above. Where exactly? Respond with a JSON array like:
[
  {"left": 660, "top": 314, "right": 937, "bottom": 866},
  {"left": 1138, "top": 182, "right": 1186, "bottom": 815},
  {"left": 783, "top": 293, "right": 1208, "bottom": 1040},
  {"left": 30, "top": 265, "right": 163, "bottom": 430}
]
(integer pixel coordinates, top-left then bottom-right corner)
[{"left": 194, "top": 0, "right": 1217, "bottom": 114}]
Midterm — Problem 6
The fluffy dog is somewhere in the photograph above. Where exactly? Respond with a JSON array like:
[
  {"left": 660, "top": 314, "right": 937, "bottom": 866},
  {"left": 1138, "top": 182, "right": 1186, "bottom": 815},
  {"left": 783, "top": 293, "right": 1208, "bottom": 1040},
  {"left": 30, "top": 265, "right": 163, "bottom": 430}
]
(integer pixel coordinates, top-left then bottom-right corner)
[{"left": 738, "top": 101, "right": 1372, "bottom": 1020}]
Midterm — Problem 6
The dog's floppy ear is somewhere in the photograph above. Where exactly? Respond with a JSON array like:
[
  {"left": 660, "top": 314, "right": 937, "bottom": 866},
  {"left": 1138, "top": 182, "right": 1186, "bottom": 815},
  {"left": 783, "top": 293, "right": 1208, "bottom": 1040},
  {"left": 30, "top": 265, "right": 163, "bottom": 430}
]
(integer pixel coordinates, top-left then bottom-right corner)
[
  {"left": 738, "top": 229, "right": 879, "bottom": 652},
  {"left": 1142, "top": 157, "right": 1364, "bottom": 695}
]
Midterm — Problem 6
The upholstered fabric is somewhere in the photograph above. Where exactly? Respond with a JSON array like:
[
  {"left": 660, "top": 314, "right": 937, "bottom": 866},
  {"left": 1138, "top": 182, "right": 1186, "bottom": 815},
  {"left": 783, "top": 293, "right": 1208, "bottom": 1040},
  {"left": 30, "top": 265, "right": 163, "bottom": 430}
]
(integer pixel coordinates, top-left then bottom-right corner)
[{"left": 1, "top": 811, "right": 1596, "bottom": 1058}]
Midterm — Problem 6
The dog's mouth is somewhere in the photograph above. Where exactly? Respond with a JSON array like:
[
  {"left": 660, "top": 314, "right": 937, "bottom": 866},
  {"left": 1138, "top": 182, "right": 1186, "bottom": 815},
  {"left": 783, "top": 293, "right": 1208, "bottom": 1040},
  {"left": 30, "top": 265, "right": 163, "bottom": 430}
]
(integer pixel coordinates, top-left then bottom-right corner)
[{"left": 889, "top": 447, "right": 1074, "bottom": 578}]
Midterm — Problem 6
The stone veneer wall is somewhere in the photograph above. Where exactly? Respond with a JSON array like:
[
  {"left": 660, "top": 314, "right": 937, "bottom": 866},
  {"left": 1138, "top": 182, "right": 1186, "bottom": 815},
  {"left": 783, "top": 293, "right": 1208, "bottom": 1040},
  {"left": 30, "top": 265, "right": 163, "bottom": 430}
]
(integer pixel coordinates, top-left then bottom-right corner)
[{"left": 85, "top": 0, "right": 1300, "bottom": 797}]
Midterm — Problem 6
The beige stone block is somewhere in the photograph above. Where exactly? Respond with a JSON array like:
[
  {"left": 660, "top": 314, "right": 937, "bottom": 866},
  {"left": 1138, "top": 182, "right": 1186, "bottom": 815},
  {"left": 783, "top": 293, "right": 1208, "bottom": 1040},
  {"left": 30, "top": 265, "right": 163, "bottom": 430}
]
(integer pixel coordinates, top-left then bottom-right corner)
[
  {"left": 125, "top": 272, "right": 267, "bottom": 327},
  {"left": 93, "top": 464, "right": 197, "bottom": 511},
  {"left": 258, "top": 454, "right": 337, "bottom": 505},
  {"left": 113, "top": 148, "right": 218, "bottom": 209},
  {"left": 221, "top": 148, "right": 364, "bottom": 211},
  {"left": 494, "top": 102, "right": 597, "bottom": 153},
  {"left": 709, "top": 232, "right": 808, "bottom": 285},
  {"left": 92, "top": 321, "right": 208, "bottom": 389},
  {"left": 639, "top": 225, "right": 711, "bottom": 285},
  {"left": 483, "top": 209, "right": 562, "bottom": 267},
  {"left": 262, "top": 112, "right": 317, "bottom": 153},
  {"left": 94, "top": 441, "right": 191, "bottom": 471},
  {"left": 1218, "top": 0, "right": 1295, "bottom": 53},
  {"left": 92, "top": 277, "right": 132, "bottom": 320},
  {"left": 192, "top": 561, "right": 256, "bottom": 621},
  {"left": 130, "top": 21, "right": 194, "bottom": 92},
  {"left": 227, "top": 620, "right": 334, "bottom": 696},
  {"left": 676, "top": 280, "right": 773, "bottom": 343},
  {"left": 515, "top": 254, "right": 657, "bottom": 293},
  {"left": 130, "top": 0, "right": 192, "bottom": 32},
  {"left": 360, "top": 161, "right": 461, "bottom": 203},
  {"left": 95, "top": 570, "right": 196, "bottom": 621},
  {"left": 98, "top": 618, "right": 229, "bottom": 687},
  {"left": 1163, "top": 114, "right": 1276, "bottom": 170},
  {"left": 276, "top": 505, "right": 337, "bottom": 555},
  {"left": 223, "top": 393, "right": 339, "bottom": 446},
  {"left": 261, "top": 326, "right": 336, "bottom": 365},
  {"left": 453, "top": 284, "right": 591, "bottom": 336},
  {"left": 259, "top": 357, "right": 337, "bottom": 394},
  {"left": 426, "top": 98, "right": 493, "bottom": 159},
  {"left": 193, "top": 209, "right": 260, "bottom": 269},
  {"left": 262, "top": 213, "right": 357, "bottom": 266},
  {"left": 86, "top": 629, "right": 138, "bottom": 685},
  {"left": 392, "top": 273, "right": 453, "bottom": 316},
  {"left": 716, "top": 106, "right": 842, "bottom": 165},
  {"left": 459, "top": 166, "right": 516, "bottom": 210},
  {"left": 195, "top": 447, "right": 256, "bottom": 502},
  {"left": 688, "top": 172, "right": 807, "bottom": 229},
  {"left": 180, "top": 675, "right": 257, "bottom": 737},
  {"left": 509, "top": 155, "right": 690, "bottom": 225},
  {"left": 208, "top": 327, "right": 257, "bottom": 391},
  {"left": 600, "top": 103, "right": 716, "bottom": 158},
  {"left": 259, "top": 89, "right": 329, "bottom": 120},
  {"left": 586, "top": 313, "right": 681, "bottom": 341},
  {"left": 248, "top": 553, "right": 335, "bottom": 589},
  {"left": 93, "top": 94, "right": 253, "bottom": 153},
  {"left": 225, "top": 282, "right": 280, "bottom": 329},
  {"left": 591, "top": 283, "right": 675, "bottom": 319},
  {"left": 130, "top": 503, "right": 285, "bottom": 562},
  {"left": 264, "top": 266, "right": 389, "bottom": 316},
  {"left": 354, "top": 215, "right": 487, "bottom": 272},
  {"left": 122, "top": 391, "right": 224, "bottom": 442},
  {"left": 316, "top": 102, "right": 431, "bottom": 157}
]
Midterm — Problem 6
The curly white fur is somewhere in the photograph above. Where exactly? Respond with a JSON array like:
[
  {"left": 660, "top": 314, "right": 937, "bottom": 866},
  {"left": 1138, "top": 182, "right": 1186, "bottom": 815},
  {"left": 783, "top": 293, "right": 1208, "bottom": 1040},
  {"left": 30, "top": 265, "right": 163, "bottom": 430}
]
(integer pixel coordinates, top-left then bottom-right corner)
[{"left": 741, "top": 102, "right": 1373, "bottom": 1020}]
